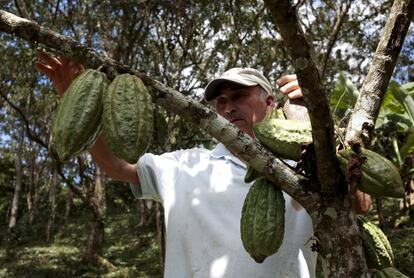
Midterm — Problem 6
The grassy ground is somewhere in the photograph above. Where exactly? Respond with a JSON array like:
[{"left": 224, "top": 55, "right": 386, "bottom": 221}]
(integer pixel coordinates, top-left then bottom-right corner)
[
  {"left": 0, "top": 209, "right": 162, "bottom": 278},
  {"left": 0, "top": 197, "right": 412, "bottom": 277}
]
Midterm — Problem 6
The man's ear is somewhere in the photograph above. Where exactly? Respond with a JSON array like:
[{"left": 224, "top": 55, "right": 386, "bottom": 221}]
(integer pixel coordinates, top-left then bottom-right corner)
[{"left": 266, "top": 95, "right": 276, "bottom": 111}]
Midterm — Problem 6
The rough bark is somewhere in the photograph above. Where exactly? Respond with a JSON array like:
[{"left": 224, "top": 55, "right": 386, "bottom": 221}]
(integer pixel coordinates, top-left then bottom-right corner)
[
  {"left": 0, "top": 9, "right": 320, "bottom": 212},
  {"left": 65, "top": 188, "right": 73, "bottom": 218},
  {"left": 155, "top": 202, "right": 165, "bottom": 276},
  {"left": 9, "top": 125, "right": 24, "bottom": 229},
  {"left": 85, "top": 213, "right": 105, "bottom": 264},
  {"left": 46, "top": 163, "right": 58, "bottom": 242},
  {"left": 345, "top": 0, "right": 414, "bottom": 146},
  {"left": 264, "top": 0, "right": 341, "bottom": 195},
  {"left": 85, "top": 165, "right": 106, "bottom": 264},
  {"left": 26, "top": 148, "right": 36, "bottom": 224},
  {"left": 313, "top": 206, "right": 368, "bottom": 278},
  {"left": 94, "top": 165, "right": 106, "bottom": 218}
]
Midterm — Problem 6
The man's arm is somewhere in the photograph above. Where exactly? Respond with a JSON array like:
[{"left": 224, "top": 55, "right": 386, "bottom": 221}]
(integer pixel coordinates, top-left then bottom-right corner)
[
  {"left": 277, "top": 74, "right": 372, "bottom": 213},
  {"left": 354, "top": 190, "right": 371, "bottom": 214},
  {"left": 35, "top": 51, "right": 140, "bottom": 185}
]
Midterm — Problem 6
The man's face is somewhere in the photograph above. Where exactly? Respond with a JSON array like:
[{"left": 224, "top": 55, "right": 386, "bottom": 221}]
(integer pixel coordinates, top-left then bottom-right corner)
[{"left": 212, "top": 84, "right": 275, "bottom": 137}]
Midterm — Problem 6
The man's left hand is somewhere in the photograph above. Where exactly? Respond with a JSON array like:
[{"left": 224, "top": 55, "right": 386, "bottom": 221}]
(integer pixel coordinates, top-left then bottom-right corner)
[{"left": 276, "top": 74, "right": 302, "bottom": 99}]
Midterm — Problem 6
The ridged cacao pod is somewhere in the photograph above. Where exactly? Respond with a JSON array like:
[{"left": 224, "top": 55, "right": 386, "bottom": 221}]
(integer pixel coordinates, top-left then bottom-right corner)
[
  {"left": 357, "top": 216, "right": 394, "bottom": 270},
  {"left": 253, "top": 110, "right": 312, "bottom": 161},
  {"left": 240, "top": 177, "right": 285, "bottom": 263},
  {"left": 373, "top": 267, "right": 409, "bottom": 278},
  {"left": 338, "top": 148, "right": 404, "bottom": 198},
  {"left": 103, "top": 73, "right": 154, "bottom": 163},
  {"left": 51, "top": 69, "right": 108, "bottom": 162}
]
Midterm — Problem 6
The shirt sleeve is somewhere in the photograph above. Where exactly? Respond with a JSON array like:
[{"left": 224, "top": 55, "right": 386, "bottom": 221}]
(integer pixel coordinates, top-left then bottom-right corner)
[{"left": 130, "top": 152, "right": 181, "bottom": 203}]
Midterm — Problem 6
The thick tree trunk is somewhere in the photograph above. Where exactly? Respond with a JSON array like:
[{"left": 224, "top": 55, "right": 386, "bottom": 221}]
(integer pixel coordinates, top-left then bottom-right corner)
[
  {"left": 85, "top": 213, "right": 105, "bottom": 263},
  {"left": 6, "top": 125, "right": 25, "bottom": 258},
  {"left": 155, "top": 202, "right": 165, "bottom": 276},
  {"left": 136, "top": 199, "right": 147, "bottom": 227},
  {"left": 65, "top": 188, "right": 73, "bottom": 218},
  {"left": 26, "top": 148, "right": 36, "bottom": 224},
  {"left": 313, "top": 203, "right": 369, "bottom": 277},
  {"left": 85, "top": 165, "right": 106, "bottom": 264},
  {"left": 46, "top": 164, "right": 58, "bottom": 242},
  {"left": 9, "top": 125, "right": 24, "bottom": 230}
]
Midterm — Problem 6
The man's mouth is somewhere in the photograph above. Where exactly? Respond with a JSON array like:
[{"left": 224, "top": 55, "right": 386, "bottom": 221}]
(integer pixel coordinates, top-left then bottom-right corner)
[{"left": 230, "top": 118, "right": 243, "bottom": 124}]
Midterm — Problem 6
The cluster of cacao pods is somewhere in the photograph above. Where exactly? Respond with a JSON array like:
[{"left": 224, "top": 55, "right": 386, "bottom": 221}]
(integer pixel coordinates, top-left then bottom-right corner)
[
  {"left": 252, "top": 109, "right": 405, "bottom": 198},
  {"left": 241, "top": 108, "right": 406, "bottom": 265},
  {"left": 51, "top": 69, "right": 154, "bottom": 163}
]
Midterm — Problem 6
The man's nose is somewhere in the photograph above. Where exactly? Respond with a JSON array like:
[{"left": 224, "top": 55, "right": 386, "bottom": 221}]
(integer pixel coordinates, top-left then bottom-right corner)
[{"left": 223, "top": 100, "right": 236, "bottom": 114}]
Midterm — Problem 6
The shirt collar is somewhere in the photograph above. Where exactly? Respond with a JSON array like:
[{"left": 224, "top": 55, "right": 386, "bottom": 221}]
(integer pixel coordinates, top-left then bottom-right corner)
[{"left": 209, "top": 143, "right": 247, "bottom": 169}]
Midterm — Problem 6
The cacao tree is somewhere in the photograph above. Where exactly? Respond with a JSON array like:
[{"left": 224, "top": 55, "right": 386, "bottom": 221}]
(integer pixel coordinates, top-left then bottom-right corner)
[{"left": 0, "top": 0, "right": 413, "bottom": 277}]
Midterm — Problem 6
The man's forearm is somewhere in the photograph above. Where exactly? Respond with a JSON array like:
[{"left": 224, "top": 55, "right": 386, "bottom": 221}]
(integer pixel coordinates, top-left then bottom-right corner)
[
  {"left": 354, "top": 190, "right": 371, "bottom": 214},
  {"left": 89, "top": 133, "right": 140, "bottom": 185}
]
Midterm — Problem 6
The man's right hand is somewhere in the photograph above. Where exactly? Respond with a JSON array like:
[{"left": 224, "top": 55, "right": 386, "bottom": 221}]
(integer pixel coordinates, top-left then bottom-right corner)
[{"left": 34, "top": 51, "right": 84, "bottom": 96}]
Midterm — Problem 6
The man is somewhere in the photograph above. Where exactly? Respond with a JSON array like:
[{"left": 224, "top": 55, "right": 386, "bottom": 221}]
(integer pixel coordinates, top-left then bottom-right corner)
[{"left": 35, "top": 52, "right": 369, "bottom": 277}]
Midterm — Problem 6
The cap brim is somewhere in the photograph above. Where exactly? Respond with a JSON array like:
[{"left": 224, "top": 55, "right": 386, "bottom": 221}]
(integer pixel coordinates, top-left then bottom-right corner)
[{"left": 204, "top": 78, "right": 257, "bottom": 101}]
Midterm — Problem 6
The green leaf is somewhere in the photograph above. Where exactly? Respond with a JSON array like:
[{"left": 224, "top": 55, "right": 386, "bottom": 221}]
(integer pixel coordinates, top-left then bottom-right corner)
[
  {"left": 330, "top": 72, "right": 359, "bottom": 120},
  {"left": 401, "top": 82, "right": 414, "bottom": 96},
  {"left": 389, "top": 81, "right": 414, "bottom": 124},
  {"left": 376, "top": 82, "right": 411, "bottom": 130}
]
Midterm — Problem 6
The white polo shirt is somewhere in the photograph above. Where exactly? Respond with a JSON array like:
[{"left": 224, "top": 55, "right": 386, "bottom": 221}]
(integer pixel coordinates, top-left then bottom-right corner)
[{"left": 131, "top": 143, "right": 316, "bottom": 278}]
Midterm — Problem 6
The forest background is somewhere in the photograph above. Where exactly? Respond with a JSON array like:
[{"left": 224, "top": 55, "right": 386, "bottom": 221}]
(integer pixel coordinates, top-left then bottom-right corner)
[{"left": 0, "top": 0, "right": 413, "bottom": 277}]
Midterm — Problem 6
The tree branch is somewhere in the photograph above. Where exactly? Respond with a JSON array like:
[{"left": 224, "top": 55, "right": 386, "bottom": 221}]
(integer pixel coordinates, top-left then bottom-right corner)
[
  {"left": 0, "top": 90, "right": 48, "bottom": 149},
  {"left": 321, "top": 0, "right": 353, "bottom": 78},
  {"left": 264, "top": 0, "right": 340, "bottom": 195},
  {"left": 0, "top": 9, "right": 321, "bottom": 212},
  {"left": 345, "top": 0, "right": 414, "bottom": 146}
]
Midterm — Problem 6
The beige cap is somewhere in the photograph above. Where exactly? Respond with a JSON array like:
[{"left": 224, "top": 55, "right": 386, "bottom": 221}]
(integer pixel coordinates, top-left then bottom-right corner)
[{"left": 204, "top": 68, "right": 272, "bottom": 101}]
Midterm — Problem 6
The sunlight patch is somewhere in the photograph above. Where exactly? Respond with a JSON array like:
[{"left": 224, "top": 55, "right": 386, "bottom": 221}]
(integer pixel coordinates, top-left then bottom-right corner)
[{"left": 209, "top": 255, "right": 229, "bottom": 278}]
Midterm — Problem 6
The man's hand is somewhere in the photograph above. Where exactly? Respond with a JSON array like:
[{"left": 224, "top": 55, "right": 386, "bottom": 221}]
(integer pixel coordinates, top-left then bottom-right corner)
[
  {"left": 34, "top": 51, "right": 84, "bottom": 96},
  {"left": 276, "top": 74, "right": 302, "bottom": 99}
]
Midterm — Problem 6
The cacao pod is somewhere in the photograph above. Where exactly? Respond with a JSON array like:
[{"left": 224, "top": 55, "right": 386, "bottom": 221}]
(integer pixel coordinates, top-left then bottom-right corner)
[
  {"left": 253, "top": 110, "right": 312, "bottom": 161},
  {"left": 338, "top": 148, "right": 404, "bottom": 198},
  {"left": 51, "top": 69, "right": 108, "bottom": 162},
  {"left": 373, "top": 267, "right": 409, "bottom": 278},
  {"left": 103, "top": 73, "right": 154, "bottom": 163},
  {"left": 240, "top": 176, "right": 285, "bottom": 263},
  {"left": 357, "top": 216, "right": 394, "bottom": 270}
]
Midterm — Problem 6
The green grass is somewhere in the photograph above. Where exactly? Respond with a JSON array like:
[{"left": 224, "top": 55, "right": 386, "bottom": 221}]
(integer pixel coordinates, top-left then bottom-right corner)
[
  {"left": 0, "top": 209, "right": 162, "bottom": 278},
  {"left": 0, "top": 196, "right": 412, "bottom": 277}
]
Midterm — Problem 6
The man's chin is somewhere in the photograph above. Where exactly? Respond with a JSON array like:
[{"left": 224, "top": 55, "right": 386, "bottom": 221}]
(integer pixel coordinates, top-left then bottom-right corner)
[{"left": 232, "top": 122, "right": 252, "bottom": 135}]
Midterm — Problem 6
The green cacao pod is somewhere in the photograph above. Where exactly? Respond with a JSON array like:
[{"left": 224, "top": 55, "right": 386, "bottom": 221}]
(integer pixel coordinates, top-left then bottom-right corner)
[
  {"left": 357, "top": 216, "right": 394, "bottom": 270},
  {"left": 103, "top": 73, "right": 154, "bottom": 163},
  {"left": 337, "top": 148, "right": 404, "bottom": 198},
  {"left": 240, "top": 176, "right": 285, "bottom": 263},
  {"left": 253, "top": 110, "right": 312, "bottom": 161},
  {"left": 51, "top": 69, "right": 108, "bottom": 162},
  {"left": 373, "top": 267, "right": 409, "bottom": 278}
]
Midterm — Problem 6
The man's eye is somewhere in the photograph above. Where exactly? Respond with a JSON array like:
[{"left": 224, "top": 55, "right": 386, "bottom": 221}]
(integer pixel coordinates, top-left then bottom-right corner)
[
  {"left": 232, "top": 94, "right": 243, "bottom": 101},
  {"left": 214, "top": 99, "right": 225, "bottom": 107}
]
